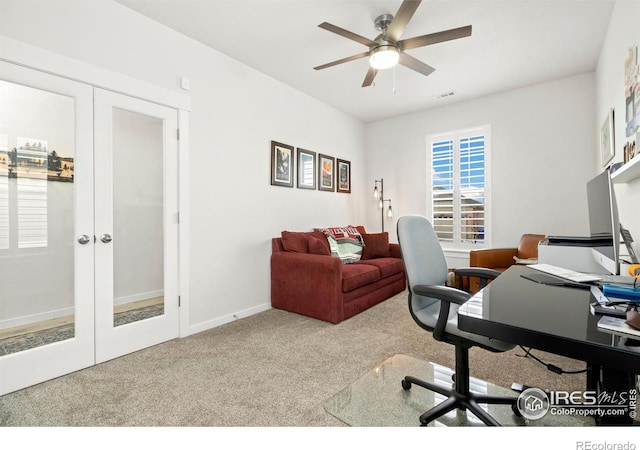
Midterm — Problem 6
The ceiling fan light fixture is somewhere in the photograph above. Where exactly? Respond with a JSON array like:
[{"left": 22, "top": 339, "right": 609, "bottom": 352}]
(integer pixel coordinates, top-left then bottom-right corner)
[{"left": 369, "top": 44, "right": 400, "bottom": 70}]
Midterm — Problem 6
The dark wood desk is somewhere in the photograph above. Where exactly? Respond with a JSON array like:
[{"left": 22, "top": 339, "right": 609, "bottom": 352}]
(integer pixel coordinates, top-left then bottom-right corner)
[{"left": 458, "top": 265, "right": 639, "bottom": 425}]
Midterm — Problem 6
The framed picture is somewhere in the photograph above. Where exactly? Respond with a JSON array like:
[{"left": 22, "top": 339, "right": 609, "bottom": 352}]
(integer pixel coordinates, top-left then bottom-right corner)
[
  {"left": 600, "top": 109, "right": 615, "bottom": 167},
  {"left": 270, "top": 141, "right": 294, "bottom": 187},
  {"left": 337, "top": 159, "right": 351, "bottom": 193},
  {"left": 297, "top": 148, "right": 316, "bottom": 190},
  {"left": 318, "top": 153, "right": 335, "bottom": 192}
]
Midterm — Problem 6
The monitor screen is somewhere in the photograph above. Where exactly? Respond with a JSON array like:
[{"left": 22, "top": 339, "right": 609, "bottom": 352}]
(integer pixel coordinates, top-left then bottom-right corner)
[{"left": 586, "top": 170, "right": 620, "bottom": 274}]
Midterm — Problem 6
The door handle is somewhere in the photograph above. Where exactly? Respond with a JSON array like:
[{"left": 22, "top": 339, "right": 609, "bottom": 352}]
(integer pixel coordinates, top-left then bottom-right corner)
[
  {"left": 100, "top": 234, "right": 113, "bottom": 243},
  {"left": 78, "top": 234, "right": 91, "bottom": 245}
]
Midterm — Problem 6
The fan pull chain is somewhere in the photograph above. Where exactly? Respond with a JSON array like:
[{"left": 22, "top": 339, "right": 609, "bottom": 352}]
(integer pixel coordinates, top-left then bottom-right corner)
[{"left": 393, "top": 66, "right": 397, "bottom": 94}]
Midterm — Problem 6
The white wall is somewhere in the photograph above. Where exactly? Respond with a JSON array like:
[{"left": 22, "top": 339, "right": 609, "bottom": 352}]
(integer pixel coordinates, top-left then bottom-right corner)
[
  {"left": 2, "top": 0, "right": 637, "bottom": 333},
  {"left": 595, "top": 0, "right": 640, "bottom": 260},
  {"left": 0, "top": 1, "right": 367, "bottom": 334},
  {"left": 365, "top": 73, "right": 597, "bottom": 260}
]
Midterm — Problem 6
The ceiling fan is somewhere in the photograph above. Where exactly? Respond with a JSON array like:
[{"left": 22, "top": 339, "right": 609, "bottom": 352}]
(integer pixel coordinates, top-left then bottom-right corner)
[{"left": 313, "top": 0, "right": 472, "bottom": 87}]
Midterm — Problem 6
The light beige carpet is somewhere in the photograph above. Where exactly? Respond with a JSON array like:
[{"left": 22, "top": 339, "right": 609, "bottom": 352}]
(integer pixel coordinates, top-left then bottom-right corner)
[{"left": 0, "top": 290, "right": 588, "bottom": 427}]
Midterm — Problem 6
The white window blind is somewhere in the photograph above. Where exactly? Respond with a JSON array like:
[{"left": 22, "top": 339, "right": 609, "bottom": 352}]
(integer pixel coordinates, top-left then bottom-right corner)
[
  {"left": 0, "top": 174, "right": 8, "bottom": 250},
  {"left": 17, "top": 177, "right": 47, "bottom": 248},
  {"left": 429, "top": 126, "right": 490, "bottom": 246},
  {"left": 0, "top": 134, "right": 8, "bottom": 249}
]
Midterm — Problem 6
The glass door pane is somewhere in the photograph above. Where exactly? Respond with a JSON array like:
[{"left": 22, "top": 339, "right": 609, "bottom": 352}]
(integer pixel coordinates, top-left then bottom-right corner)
[
  {"left": 112, "top": 108, "right": 165, "bottom": 326},
  {"left": 0, "top": 80, "right": 76, "bottom": 355},
  {"left": 0, "top": 61, "right": 94, "bottom": 396}
]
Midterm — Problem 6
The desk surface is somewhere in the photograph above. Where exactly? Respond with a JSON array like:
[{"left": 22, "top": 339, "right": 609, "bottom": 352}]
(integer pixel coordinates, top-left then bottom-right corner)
[{"left": 458, "top": 265, "right": 640, "bottom": 374}]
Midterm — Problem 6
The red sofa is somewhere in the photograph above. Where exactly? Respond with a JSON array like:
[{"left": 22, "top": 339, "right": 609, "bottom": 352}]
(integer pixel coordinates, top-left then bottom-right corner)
[{"left": 270, "top": 227, "right": 406, "bottom": 324}]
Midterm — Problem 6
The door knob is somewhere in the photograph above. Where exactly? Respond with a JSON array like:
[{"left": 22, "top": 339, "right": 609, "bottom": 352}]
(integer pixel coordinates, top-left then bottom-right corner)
[
  {"left": 100, "top": 234, "right": 113, "bottom": 243},
  {"left": 77, "top": 234, "right": 91, "bottom": 245}
]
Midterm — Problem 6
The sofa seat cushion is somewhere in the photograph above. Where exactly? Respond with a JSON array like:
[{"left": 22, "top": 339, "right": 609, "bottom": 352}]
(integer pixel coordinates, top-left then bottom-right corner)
[
  {"left": 342, "top": 263, "right": 380, "bottom": 292},
  {"left": 355, "top": 257, "right": 404, "bottom": 279}
]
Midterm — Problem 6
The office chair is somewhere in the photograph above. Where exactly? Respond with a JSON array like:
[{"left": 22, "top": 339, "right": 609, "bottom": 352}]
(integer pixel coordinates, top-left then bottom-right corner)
[{"left": 397, "top": 215, "right": 519, "bottom": 426}]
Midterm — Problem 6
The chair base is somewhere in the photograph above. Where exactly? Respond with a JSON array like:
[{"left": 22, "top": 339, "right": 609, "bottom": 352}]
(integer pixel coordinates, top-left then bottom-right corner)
[
  {"left": 402, "top": 345, "right": 518, "bottom": 426},
  {"left": 402, "top": 375, "right": 518, "bottom": 426}
]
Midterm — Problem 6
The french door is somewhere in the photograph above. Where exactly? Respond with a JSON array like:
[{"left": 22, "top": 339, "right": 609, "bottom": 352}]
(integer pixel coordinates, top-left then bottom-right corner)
[
  {"left": 0, "top": 63, "right": 180, "bottom": 395},
  {"left": 93, "top": 89, "right": 179, "bottom": 364}
]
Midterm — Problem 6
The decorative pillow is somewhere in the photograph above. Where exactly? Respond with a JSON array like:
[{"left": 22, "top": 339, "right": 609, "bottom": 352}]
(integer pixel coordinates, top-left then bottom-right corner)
[
  {"left": 281, "top": 231, "right": 309, "bottom": 253},
  {"left": 361, "top": 232, "right": 391, "bottom": 259},
  {"left": 308, "top": 234, "right": 331, "bottom": 256},
  {"left": 320, "top": 226, "right": 365, "bottom": 264}
]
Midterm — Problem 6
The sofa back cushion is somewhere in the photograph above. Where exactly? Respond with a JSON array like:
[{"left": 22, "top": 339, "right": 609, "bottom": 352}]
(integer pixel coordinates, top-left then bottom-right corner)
[
  {"left": 361, "top": 232, "right": 391, "bottom": 259},
  {"left": 281, "top": 231, "right": 331, "bottom": 255}
]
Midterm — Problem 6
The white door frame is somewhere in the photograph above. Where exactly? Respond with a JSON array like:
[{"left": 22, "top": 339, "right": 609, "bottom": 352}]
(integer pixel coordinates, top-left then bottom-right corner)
[
  {"left": 0, "top": 38, "right": 191, "bottom": 395},
  {"left": 0, "top": 35, "right": 190, "bottom": 339}
]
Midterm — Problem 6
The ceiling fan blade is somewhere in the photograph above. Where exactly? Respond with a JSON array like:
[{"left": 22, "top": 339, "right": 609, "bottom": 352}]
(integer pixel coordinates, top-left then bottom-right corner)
[
  {"left": 362, "top": 66, "right": 379, "bottom": 87},
  {"left": 399, "top": 25, "right": 472, "bottom": 51},
  {"left": 386, "top": 0, "right": 422, "bottom": 42},
  {"left": 398, "top": 53, "right": 436, "bottom": 77},
  {"left": 318, "top": 22, "right": 375, "bottom": 47},
  {"left": 314, "top": 52, "right": 370, "bottom": 70}
]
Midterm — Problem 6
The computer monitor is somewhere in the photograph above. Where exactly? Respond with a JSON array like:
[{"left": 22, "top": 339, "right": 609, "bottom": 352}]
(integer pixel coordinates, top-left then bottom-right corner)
[{"left": 586, "top": 170, "right": 620, "bottom": 275}]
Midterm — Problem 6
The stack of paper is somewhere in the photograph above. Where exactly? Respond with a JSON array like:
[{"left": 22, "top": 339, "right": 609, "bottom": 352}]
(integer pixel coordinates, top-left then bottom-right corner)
[{"left": 597, "top": 315, "right": 640, "bottom": 338}]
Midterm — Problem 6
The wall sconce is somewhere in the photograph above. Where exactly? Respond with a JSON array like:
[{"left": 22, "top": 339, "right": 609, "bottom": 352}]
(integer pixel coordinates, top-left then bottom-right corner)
[{"left": 373, "top": 178, "right": 393, "bottom": 232}]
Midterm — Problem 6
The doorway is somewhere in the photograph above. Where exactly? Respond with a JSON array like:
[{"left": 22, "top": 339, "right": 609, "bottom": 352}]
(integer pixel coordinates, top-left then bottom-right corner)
[{"left": 0, "top": 61, "right": 181, "bottom": 395}]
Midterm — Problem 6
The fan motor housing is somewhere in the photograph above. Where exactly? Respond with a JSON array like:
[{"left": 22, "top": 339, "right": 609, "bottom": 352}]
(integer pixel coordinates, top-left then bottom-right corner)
[{"left": 374, "top": 13, "right": 394, "bottom": 32}]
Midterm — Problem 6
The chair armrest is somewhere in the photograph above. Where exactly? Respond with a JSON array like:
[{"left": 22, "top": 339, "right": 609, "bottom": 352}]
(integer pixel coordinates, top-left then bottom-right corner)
[
  {"left": 454, "top": 267, "right": 501, "bottom": 280},
  {"left": 413, "top": 284, "right": 470, "bottom": 306},
  {"left": 413, "top": 284, "right": 471, "bottom": 342},
  {"left": 469, "top": 248, "right": 517, "bottom": 269},
  {"left": 454, "top": 267, "right": 501, "bottom": 291}
]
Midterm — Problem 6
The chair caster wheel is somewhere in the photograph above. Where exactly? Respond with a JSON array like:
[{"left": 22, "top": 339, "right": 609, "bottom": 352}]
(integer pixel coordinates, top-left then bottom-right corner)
[{"left": 401, "top": 379, "right": 412, "bottom": 390}]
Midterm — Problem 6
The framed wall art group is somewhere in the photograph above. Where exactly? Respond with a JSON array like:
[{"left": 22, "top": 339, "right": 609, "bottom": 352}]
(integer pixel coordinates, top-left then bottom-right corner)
[{"left": 270, "top": 140, "right": 351, "bottom": 193}]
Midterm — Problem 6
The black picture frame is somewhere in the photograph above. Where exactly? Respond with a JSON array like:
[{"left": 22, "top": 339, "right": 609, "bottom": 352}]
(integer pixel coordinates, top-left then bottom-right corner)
[
  {"left": 318, "top": 154, "right": 335, "bottom": 192},
  {"left": 297, "top": 148, "right": 316, "bottom": 190},
  {"left": 270, "top": 141, "right": 294, "bottom": 187},
  {"left": 337, "top": 159, "right": 351, "bottom": 193}
]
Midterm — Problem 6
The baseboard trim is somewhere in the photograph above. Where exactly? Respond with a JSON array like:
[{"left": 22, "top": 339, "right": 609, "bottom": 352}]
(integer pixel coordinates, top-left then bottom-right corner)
[
  {"left": 114, "top": 290, "right": 164, "bottom": 307},
  {"left": 0, "top": 307, "right": 74, "bottom": 330},
  {"left": 188, "top": 302, "right": 271, "bottom": 336}
]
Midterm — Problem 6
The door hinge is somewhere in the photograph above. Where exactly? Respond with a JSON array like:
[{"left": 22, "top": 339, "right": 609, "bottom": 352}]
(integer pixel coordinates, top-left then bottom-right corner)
[
  {"left": 177, "top": 128, "right": 180, "bottom": 141},
  {"left": 178, "top": 295, "right": 181, "bottom": 307}
]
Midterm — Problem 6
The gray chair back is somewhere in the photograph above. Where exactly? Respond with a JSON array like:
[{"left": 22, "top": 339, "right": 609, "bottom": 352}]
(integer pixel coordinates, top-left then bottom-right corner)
[
  {"left": 397, "top": 215, "right": 448, "bottom": 290},
  {"left": 397, "top": 215, "right": 451, "bottom": 330}
]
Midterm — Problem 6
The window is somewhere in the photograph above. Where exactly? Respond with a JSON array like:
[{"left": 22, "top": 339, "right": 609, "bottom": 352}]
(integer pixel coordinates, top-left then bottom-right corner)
[
  {"left": 0, "top": 138, "right": 49, "bottom": 250},
  {"left": 428, "top": 125, "right": 490, "bottom": 247}
]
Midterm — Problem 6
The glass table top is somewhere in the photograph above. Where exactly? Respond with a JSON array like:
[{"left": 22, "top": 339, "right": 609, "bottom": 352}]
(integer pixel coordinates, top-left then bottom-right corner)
[
  {"left": 458, "top": 265, "right": 640, "bottom": 370},
  {"left": 324, "top": 354, "right": 594, "bottom": 427}
]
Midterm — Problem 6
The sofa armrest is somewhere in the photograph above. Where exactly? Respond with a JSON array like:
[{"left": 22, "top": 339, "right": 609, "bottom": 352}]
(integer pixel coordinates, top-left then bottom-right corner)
[
  {"left": 469, "top": 248, "right": 517, "bottom": 269},
  {"left": 389, "top": 243, "right": 402, "bottom": 259},
  {"left": 270, "top": 252, "right": 344, "bottom": 323}
]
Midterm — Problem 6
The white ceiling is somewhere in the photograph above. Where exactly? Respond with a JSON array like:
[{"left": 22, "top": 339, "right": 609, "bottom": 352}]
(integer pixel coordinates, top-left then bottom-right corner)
[{"left": 118, "top": 0, "right": 615, "bottom": 123}]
